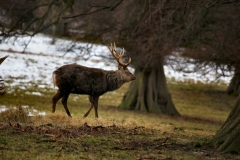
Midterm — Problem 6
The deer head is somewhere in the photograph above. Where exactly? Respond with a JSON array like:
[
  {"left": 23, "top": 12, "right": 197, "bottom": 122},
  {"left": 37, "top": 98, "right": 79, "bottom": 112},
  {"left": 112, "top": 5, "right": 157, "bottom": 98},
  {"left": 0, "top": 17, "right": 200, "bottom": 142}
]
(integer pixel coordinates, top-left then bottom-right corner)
[{"left": 108, "top": 43, "right": 135, "bottom": 82}]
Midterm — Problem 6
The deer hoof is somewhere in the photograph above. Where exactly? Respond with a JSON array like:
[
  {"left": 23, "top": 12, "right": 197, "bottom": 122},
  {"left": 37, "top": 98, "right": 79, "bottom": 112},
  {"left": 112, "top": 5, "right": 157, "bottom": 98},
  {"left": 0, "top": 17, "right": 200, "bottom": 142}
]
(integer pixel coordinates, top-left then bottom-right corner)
[{"left": 83, "top": 114, "right": 88, "bottom": 118}]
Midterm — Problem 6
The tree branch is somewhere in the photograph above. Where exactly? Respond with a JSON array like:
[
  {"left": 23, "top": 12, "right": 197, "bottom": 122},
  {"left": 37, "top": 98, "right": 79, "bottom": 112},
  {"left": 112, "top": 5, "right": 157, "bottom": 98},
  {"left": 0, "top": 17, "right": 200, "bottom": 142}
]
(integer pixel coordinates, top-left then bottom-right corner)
[{"left": 62, "top": 0, "right": 123, "bottom": 19}]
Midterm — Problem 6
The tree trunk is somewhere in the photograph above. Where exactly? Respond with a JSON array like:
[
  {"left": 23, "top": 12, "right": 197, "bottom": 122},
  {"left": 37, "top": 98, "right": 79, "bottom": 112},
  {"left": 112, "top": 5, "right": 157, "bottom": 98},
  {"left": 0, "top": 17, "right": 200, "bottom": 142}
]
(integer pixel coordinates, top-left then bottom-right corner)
[
  {"left": 119, "top": 65, "right": 180, "bottom": 116},
  {"left": 226, "top": 71, "right": 240, "bottom": 96},
  {"left": 210, "top": 95, "right": 240, "bottom": 153}
]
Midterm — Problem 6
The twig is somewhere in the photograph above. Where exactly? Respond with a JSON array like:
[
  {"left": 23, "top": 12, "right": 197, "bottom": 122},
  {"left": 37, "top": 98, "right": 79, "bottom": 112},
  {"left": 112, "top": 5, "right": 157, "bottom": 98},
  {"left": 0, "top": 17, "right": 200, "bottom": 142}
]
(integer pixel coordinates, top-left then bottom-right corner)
[
  {"left": 36, "top": 139, "right": 57, "bottom": 143},
  {"left": 62, "top": 0, "right": 123, "bottom": 19}
]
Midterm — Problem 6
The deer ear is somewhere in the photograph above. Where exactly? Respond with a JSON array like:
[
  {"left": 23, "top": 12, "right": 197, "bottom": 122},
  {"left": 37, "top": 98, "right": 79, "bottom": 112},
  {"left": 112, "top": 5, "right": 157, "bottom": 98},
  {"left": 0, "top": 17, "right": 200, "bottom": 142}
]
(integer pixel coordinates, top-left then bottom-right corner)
[{"left": 118, "top": 64, "right": 123, "bottom": 70}]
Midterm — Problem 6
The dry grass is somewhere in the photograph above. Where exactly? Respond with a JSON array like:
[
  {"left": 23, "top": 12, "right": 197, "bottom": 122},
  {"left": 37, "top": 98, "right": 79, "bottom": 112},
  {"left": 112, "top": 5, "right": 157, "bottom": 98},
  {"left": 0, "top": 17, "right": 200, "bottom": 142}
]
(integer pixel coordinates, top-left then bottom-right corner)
[
  {"left": 0, "top": 80, "right": 239, "bottom": 159},
  {"left": 0, "top": 106, "right": 29, "bottom": 123}
]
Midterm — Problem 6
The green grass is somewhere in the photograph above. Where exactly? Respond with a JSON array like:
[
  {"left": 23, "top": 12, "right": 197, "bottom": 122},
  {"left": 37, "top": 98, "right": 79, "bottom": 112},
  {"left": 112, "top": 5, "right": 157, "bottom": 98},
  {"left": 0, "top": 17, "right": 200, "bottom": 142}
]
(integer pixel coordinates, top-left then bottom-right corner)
[
  {"left": 0, "top": 80, "right": 239, "bottom": 159},
  {"left": 169, "top": 81, "right": 234, "bottom": 122}
]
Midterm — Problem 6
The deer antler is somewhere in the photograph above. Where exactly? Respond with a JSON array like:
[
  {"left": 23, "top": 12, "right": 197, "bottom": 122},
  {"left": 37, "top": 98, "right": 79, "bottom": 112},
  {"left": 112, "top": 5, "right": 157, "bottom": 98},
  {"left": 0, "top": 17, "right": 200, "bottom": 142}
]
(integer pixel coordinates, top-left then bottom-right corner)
[{"left": 108, "top": 42, "right": 131, "bottom": 68}]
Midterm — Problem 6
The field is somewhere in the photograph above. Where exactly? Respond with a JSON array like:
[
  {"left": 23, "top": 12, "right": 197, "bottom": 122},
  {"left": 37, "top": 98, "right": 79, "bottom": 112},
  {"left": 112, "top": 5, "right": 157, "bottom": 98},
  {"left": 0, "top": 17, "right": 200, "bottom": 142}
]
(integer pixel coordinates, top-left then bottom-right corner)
[
  {"left": 0, "top": 80, "right": 239, "bottom": 160},
  {"left": 0, "top": 35, "right": 239, "bottom": 159}
]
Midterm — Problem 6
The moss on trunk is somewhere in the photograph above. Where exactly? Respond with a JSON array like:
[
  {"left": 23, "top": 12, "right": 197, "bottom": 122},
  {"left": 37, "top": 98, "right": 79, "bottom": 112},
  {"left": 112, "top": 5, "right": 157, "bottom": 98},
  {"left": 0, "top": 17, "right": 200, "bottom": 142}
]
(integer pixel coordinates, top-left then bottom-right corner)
[{"left": 211, "top": 95, "right": 240, "bottom": 153}]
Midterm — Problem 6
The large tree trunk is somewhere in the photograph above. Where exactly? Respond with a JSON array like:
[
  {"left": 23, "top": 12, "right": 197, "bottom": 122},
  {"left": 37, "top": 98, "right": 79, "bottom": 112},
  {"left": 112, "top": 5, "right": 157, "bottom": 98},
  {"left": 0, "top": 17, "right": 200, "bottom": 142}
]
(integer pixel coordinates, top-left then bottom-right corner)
[
  {"left": 119, "top": 65, "right": 180, "bottom": 116},
  {"left": 211, "top": 95, "right": 240, "bottom": 153},
  {"left": 226, "top": 71, "right": 240, "bottom": 96}
]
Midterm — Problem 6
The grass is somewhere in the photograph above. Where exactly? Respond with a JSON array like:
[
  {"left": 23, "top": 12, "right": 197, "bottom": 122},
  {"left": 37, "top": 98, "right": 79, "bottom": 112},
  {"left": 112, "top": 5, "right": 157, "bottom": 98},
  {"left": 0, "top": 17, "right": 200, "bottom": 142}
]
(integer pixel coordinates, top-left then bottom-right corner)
[{"left": 0, "top": 80, "right": 239, "bottom": 159}]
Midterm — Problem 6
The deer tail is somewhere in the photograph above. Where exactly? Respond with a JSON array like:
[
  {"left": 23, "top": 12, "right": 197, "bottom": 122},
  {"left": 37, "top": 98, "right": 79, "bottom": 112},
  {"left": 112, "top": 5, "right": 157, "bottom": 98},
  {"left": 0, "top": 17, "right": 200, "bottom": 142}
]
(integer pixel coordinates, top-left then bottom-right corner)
[{"left": 52, "top": 72, "right": 57, "bottom": 88}]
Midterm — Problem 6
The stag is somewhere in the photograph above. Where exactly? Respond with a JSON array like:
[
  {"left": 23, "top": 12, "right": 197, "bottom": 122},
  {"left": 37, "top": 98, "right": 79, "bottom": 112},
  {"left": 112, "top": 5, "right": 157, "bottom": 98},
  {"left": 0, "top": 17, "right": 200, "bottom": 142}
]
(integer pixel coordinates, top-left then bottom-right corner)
[{"left": 52, "top": 43, "right": 136, "bottom": 118}]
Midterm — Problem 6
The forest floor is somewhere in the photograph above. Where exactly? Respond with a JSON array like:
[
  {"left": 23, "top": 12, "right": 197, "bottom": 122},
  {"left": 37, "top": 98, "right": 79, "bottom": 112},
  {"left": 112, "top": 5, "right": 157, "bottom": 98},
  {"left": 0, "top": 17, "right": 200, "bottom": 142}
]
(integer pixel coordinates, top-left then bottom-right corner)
[
  {"left": 0, "top": 81, "right": 239, "bottom": 160},
  {"left": 0, "top": 118, "right": 238, "bottom": 160}
]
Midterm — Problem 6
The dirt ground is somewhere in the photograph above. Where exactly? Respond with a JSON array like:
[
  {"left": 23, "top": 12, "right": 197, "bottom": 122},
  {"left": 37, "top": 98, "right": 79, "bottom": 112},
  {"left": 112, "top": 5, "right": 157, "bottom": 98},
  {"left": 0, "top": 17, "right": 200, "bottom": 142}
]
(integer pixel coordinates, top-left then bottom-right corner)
[{"left": 0, "top": 122, "right": 239, "bottom": 160}]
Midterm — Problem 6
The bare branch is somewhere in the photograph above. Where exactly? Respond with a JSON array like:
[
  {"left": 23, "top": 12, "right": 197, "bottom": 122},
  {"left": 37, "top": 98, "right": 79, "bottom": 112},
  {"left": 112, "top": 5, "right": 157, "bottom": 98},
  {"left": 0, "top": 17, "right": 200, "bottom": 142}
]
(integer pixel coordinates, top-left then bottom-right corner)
[{"left": 62, "top": 0, "right": 123, "bottom": 19}]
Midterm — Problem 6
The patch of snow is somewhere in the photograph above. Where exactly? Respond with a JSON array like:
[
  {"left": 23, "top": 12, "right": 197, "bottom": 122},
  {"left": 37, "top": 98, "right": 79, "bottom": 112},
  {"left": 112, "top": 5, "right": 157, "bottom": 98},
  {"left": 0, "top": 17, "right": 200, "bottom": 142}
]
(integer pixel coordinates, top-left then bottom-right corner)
[
  {"left": 0, "top": 105, "right": 46, "bottom": 116},
  {"left": 38, "top": 111, "right": 46, "bottom": 116},
  {"left": 0, "top": 105, "right": 7, "bottom": 112},
  {"left": 22, "top": 105, "right": 29, "bottom": 109},
  {"left": 25, "top": 91, "right": 42, "bottom": 96}
]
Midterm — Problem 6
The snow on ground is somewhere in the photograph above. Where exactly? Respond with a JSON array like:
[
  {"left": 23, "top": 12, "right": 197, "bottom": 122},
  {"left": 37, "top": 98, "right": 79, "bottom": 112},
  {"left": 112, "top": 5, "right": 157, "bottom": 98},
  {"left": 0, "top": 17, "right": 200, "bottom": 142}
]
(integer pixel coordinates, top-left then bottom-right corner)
[
  {"left": 165, "top": 55, "right": 232, "bottom": 84},
  {"left": 0, "top": 34, "right": 232, "bottom": 90},
  {"left": 0, "top": 104, "right": 46, "bottom": 116}
]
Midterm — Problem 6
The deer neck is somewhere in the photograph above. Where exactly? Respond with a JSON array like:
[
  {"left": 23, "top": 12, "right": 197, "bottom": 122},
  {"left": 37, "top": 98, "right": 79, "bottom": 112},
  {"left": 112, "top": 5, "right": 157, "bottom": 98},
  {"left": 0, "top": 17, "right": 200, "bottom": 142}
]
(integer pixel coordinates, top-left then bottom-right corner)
[{"left": 106, "top": 70, "right": 124, "bottom": 91}]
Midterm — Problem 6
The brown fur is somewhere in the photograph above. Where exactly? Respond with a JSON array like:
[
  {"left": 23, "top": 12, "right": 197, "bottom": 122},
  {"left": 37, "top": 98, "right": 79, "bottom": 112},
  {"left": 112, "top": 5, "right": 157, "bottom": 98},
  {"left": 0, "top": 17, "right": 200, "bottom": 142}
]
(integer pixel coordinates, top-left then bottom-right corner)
[{"left": 52, "top": 63, "right": 135, "bottom": 118}]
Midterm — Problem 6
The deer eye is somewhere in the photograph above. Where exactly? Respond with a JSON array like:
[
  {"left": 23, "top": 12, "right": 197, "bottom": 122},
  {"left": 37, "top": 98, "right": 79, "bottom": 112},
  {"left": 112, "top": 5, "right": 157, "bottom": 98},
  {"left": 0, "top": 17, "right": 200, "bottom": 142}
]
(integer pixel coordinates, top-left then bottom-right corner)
[{"left": 125, "top": 71, "right": 131, "bottom": 75}]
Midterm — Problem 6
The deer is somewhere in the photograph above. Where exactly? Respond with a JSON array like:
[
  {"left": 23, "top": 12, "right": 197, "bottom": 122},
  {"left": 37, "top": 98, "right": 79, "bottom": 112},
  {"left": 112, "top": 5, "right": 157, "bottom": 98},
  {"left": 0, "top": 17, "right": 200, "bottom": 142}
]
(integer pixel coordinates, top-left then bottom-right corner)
[{"left": 52, "top": 43, "right": 136, "bottom": 118}]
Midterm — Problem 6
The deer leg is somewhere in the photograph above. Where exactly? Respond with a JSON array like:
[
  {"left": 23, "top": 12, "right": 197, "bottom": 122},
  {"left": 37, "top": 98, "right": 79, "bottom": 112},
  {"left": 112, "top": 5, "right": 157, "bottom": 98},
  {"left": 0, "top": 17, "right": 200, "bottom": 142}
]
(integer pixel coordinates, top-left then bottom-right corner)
[
  {"left": 61, "top": 93, "right": 71, "bottom": 117},
  {"left": 92, "top": 96, "right": 99, "bottom": 118},
  {"left": 83, "top": 95, "right": 93, "bottom": 118},
  {"left": 52, "top": 90, "right": 64, "bottom": 113}
]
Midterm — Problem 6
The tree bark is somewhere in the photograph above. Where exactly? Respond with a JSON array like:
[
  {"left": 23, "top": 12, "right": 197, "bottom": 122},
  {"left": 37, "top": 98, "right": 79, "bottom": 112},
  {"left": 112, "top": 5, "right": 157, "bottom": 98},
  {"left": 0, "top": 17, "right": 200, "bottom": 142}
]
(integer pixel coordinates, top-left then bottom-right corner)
[
  {"left": 211, "top": 95, "right": 240, "bottom": 153},
  {"left": 119, "top": 65, "right": 180, "bottom": 116},
  {"left": 226, "top": 71, "right": 240, "bottom": 96}
]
